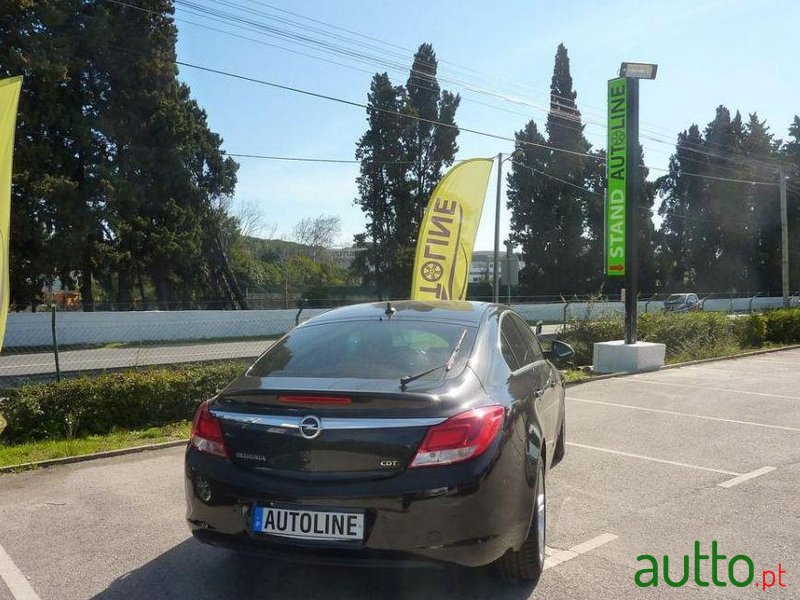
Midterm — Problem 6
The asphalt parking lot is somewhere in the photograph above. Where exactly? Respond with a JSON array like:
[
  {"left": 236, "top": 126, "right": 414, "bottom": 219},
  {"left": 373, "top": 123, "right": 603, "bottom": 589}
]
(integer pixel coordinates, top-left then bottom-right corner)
[{"left": 1, "top": 349, "right": 798, "bottom": 599}]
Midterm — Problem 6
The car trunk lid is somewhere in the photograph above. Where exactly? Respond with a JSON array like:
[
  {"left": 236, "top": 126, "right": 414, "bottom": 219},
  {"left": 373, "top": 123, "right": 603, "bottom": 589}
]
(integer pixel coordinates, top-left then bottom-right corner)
[{"left": 213, "top": 377, "right": 460, "bottom": 479}]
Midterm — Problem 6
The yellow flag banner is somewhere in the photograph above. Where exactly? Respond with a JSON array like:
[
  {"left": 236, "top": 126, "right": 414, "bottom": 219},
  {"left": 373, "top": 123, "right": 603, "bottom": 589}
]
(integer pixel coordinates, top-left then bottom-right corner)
[
  {"left": 0, "top": 76, "right": 22, "bottom": 353},
  {"left": 411, "top": 158, "right": 493, "bottom": 301}
]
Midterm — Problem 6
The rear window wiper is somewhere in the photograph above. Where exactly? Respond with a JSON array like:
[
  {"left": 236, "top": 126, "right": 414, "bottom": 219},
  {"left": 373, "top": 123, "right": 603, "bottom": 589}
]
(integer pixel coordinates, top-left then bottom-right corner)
[{"left": 400, "top": 329, "right": 467, "bottom": 390}]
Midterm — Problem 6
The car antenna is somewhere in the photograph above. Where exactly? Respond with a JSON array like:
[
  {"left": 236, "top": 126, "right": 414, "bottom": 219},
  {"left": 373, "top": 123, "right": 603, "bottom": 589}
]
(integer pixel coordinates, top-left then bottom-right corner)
[{"left": 385, "top": 302, "right": 396, "bottom": 319}]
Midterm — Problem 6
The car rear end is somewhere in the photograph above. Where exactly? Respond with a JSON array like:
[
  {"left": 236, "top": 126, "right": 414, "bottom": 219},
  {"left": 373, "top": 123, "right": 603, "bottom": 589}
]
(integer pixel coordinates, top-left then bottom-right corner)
[{"left": 185, "top": 307, "right": 535, "bottom": 568}]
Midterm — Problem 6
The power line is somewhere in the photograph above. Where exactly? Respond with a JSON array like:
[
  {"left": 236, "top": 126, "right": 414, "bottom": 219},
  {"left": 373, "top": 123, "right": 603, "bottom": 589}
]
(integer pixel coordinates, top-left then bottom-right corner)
[
  {"left": 170, "top": 59, "right": 605, "bottom": 162},
  {"left": 229, "top": 153, "right": 452, "bottom": 165},
  {"left": 110, "top": 0, "right": 791, "bottom": 179},
  {"left": 645, "top": 165, "right": 778, "bottom": 186},
  {"left": 210, "top": 1, "right": 790, "bottom": 170},
  {"left": 507, "top": 159, "right": 603, "bottom": 198},
  {"left": 95, "top": 2, "right": 798, "bottom": 190},
  {"left": 173, "top": 0, "right": 604, "bottom": 139},
  {"left": 230, "top": 153, "right": 358, "bottom": 163}
]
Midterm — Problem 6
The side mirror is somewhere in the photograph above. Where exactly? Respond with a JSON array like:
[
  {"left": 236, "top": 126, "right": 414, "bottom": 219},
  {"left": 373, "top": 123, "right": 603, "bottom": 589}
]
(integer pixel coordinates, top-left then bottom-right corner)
[
  {"left": 549, "top": 340, "right": 575, "bottom": 361},
  {"left": 535, "top": 320, "right": 543, "bottom": 335}
]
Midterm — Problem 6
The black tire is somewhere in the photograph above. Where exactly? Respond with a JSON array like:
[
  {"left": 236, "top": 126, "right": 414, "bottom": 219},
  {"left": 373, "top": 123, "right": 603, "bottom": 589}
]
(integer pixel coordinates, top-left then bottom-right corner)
[
  {"left": 552, "top": 411, "right": 566, "bottom": 467},
  {"left": 495, "top": 459, "right": 546, "bottom": 584}
]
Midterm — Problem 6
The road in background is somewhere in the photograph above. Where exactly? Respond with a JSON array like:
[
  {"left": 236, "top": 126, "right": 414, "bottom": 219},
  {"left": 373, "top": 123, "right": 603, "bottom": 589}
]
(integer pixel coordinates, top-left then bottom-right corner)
[
  {"left": 0, "top": 340, "right": 275, "bottom": 378},
  {"left": 1, "top": 349, "right": 797, "bottom": 599},
  {"left": 0, "top": 324, "right": 563, "bottom": 384}
]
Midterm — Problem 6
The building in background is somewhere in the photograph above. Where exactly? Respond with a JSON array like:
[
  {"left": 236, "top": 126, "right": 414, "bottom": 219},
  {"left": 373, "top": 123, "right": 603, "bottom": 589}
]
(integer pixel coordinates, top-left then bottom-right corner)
[
  {"left": 326, "top": 246, "right": 366, "bottom": 270},
  {"left": 469, "top": 250, "right": 523, "bottom": 284}
]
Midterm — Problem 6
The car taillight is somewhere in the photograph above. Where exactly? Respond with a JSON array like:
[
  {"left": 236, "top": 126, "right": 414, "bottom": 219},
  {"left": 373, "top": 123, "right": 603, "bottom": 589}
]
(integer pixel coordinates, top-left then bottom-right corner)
[
  {"left": 410, "top": 405, "right": 505, "bottom": 468},
  {"left": 190, "top": 401, "right": 228, "bottom": 458}
]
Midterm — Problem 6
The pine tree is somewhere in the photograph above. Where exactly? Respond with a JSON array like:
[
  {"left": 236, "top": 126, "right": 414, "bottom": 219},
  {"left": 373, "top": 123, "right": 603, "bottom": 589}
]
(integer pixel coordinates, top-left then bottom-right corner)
[
  {"left": 634, "top": 145, "right": 659, "bottom": 294},
  {"left": 782, "top": 117, "right": 800, "bottom": 293},
  {"left": 658, "top": 108, "right": 783, "bottom": 294},
  {"left": 507, "top": 44, "right": 595, "bottom": 296},
  {"left": 354, "top": 44, "right": 459, "bottom": 297},
  {"left": 506, "top": 121, "right": 550, "bottom": 292},
  {"left": 545, "top": 44, "right": 591, "bottom": 294},
  {"left": 741, "top": 113, "right": 781, "bottom": 293},
  {"left": 103, "top": 0, "right": 239, "bottom": 309},
  {"left": 353, "top": 73, "right": 408, "bottom": 296},
  {"left": 657, "top": 125, "right": 706, "bottom": 288},
  {"left": 1, "top": 0, "right": 113, "bottom": 310},
  {"left": 2, "top": 0, "right": 242, "bottom": 309}
]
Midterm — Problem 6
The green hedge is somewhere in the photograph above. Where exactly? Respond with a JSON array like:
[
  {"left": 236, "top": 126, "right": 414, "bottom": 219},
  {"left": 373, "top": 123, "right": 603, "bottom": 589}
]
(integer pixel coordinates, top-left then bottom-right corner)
[
  {"left": 763, "top": 309, "right": 800, "bottom": 344},
  {"left": 563, "top": 308, "right": 800, "bottom": 365},
  {"left": 0, "top": 361, "right": 245, "bottom": 445}
]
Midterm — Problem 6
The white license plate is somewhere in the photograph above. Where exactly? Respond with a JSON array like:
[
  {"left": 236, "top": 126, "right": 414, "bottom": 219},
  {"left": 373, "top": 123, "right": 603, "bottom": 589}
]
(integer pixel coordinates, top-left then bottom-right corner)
[{"left": 252, "top": 506, "right": 364, "bottom": 541}]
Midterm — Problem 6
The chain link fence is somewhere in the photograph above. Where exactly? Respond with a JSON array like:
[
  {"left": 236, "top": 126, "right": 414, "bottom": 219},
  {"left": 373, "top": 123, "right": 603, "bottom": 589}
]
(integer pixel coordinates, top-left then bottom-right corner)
[{"left": 2, "top": 294, "right": 797, "bottom": 387}]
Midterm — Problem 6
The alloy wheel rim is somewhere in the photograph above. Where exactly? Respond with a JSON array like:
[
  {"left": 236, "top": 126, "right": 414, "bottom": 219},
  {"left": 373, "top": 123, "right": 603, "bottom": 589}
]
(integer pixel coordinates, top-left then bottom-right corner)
[{"left": 536, "top": 466, "right": 546, "bottom": 565}]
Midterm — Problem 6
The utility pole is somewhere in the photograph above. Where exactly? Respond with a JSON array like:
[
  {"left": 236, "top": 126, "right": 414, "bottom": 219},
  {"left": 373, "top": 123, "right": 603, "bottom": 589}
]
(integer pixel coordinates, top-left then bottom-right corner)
[
  {"left": 493, "top": 153, "right": 502, "bottom": 303},
  {"left": 505, "top": 240, "right": 513, "bottom": 305},
  {"left": 780, "top": 167, "right": 789, "bottom": 308}
]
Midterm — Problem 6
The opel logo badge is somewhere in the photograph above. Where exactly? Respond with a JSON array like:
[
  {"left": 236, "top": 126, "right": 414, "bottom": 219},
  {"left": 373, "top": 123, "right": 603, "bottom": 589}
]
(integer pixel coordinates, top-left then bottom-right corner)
[{"left": 298, "top": 415, "right": 323, "bottom": 440}]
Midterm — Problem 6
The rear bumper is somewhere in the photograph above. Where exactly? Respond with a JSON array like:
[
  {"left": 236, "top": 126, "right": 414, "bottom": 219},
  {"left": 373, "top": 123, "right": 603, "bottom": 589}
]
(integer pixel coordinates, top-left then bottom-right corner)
[
  {"left": 184, "top": 442, "right": 535, "bottom": 568},
  {"left": 191, "top": 528, "right": 445, "bottom": 569}
]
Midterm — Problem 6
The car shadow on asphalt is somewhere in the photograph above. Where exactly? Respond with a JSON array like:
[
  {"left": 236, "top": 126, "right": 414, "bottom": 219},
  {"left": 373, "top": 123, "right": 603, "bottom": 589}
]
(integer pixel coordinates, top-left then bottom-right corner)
[{"left": 91, "top": 538, "right": 537, "bottom": 600}]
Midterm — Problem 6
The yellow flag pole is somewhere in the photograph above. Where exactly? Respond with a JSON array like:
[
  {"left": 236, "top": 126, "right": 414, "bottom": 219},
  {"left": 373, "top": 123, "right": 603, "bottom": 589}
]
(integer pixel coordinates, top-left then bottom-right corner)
[
  {"left": 0, "top": 76, "right": 23, "bottom": 353},
  {"left": 410, "top": 158, "right": 493, "bottom": 301}
]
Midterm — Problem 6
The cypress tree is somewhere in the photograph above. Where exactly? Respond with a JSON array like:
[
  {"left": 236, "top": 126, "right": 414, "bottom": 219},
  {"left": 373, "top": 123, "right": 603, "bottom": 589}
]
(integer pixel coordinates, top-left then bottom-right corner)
[
  {"left": 507, "top": 43, "right": 597, "bottom": 296},
  {"left": 354, "top": 44, "right": 459, "bottom": 297}
]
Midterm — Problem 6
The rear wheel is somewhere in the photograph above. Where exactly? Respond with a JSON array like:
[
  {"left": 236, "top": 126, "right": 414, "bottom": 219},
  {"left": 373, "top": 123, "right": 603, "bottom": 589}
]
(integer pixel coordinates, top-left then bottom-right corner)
[{"left": 495, "top": 459, "right": 546, "bottom": 584}]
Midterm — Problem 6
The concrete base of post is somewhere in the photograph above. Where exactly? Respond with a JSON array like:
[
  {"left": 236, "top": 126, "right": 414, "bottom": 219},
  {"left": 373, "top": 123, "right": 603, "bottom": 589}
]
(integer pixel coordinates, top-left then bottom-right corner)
[{"left": 593, "top": 340, "right": 666, "bottom": 374}]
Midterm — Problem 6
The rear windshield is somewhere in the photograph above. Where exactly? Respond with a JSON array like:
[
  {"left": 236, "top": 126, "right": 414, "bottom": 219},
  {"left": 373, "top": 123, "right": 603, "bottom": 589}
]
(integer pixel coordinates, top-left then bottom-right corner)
[{"left": 248, "top": 320, "right": 477, "bottom": 381}]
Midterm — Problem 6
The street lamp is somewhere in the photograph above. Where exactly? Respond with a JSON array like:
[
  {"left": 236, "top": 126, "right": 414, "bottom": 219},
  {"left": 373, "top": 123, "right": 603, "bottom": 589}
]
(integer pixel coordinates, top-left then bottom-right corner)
[{"left": 619, "top": 62, "right": 658, "bottom": 79}]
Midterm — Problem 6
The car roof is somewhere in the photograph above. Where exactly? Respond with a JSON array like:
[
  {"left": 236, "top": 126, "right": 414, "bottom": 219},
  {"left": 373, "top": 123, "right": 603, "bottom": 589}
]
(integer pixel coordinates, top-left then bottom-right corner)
[{"left": 303, "top": 300, "right": 495, "bottom": 327}]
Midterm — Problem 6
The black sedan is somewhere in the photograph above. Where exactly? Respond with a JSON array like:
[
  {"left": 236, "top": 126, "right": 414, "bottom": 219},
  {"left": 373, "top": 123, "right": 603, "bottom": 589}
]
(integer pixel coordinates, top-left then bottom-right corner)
[{"left": 185, "top": 300, "right": 573, "bottom": 584}]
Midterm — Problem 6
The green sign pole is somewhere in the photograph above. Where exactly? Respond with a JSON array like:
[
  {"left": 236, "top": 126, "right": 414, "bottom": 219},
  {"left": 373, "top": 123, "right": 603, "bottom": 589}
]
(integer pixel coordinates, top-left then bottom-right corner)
[
  {"left": 606, "top": 77, "right": 627, "bottom": 276},
  {"left": 608, "top": 75, "right": 640, "bottom": 344}
]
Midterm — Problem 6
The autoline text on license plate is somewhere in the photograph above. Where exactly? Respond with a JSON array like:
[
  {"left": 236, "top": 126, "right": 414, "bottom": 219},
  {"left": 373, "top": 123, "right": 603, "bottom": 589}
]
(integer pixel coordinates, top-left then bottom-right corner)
[{"left": 253, "top": 506, "right": 364, "bottom": 541}]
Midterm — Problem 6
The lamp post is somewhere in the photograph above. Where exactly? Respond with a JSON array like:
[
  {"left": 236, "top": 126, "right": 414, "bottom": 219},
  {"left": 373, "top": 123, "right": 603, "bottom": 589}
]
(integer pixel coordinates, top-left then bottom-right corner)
[{"left": 607, "top": 62, "right": 657, "bottom": 345}]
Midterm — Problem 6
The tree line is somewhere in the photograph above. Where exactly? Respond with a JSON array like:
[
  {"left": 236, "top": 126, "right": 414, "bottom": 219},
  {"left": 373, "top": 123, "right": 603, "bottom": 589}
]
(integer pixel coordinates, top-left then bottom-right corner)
[
  {"left": 4, "top": 1, "right": 799, "bottom": 309},
  {"left": 3, "top": 0, "right": 243, "bottom": 311},
  {"left": 354, "top": 43, "right": 800, "bottom": 298}
]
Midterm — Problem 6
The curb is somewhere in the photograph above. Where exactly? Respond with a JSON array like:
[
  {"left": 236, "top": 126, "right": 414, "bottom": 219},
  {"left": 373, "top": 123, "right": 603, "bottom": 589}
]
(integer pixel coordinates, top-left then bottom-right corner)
[
  {"left": 0, "top": 439, "right": 188, "bottom": 474},
  {"left": 565, "top": 344, "right": 800, "bottom": 387}
]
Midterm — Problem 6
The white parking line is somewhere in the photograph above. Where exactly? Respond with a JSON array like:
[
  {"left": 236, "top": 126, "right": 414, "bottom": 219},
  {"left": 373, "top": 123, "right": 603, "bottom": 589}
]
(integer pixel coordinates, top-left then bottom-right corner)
[
  {"left": 544, "top": 533, "right": 618, "bottom": 570},
  {"left": 608, "top": 378, "right": 800, "bottom": 401},
  {"left": 567, "top": 397, "right": 800, "bottom": 433},
  {"left": 718, "top": 466, "right": 777, "bottom": 488},
  {"left": 670, "top": 365, "right": 800, "bottom": 379},
  {"left": 745, "top": 357, "right": 800, "bottom": 366},
  {"left": 0, "top": 543, "right": 40, "bottom": 600},
  {"left": 566, "top": 442, "right": 741, "bottom": 476}
]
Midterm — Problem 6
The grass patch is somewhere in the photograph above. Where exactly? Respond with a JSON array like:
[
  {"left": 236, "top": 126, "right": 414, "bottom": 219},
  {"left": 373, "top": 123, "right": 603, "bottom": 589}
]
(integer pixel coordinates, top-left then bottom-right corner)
[
  {"left": 560, "top": 369, "right": 591, "bottom": 384},
  {"left": 0, "top": 421, "right": 190, "bottom": 469}
]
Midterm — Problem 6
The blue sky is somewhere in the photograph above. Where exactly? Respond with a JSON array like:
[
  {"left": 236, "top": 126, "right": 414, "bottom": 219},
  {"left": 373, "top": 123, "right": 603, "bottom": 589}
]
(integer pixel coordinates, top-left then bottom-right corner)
[{"left": 174, "top": 0, "right": 799, "bottom": 250}]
